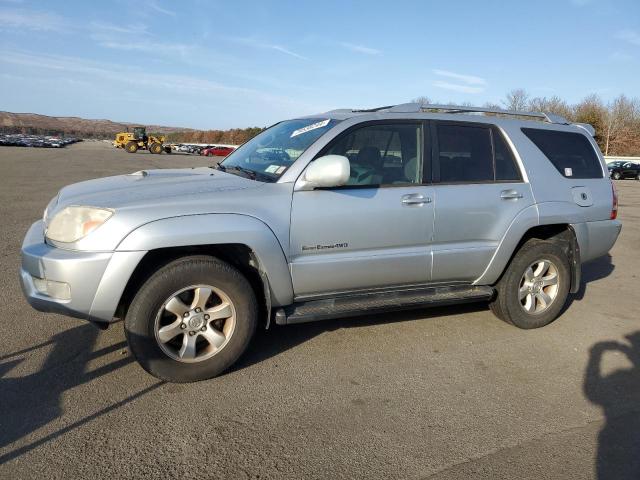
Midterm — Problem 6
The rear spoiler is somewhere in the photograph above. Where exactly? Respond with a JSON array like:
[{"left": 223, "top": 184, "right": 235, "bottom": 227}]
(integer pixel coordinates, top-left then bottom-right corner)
[{"left": 573, "top": 123, "right": 596, "bottom": 137}]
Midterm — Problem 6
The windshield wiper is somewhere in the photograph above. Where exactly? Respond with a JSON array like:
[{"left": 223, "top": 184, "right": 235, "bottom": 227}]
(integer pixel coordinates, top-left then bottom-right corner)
[{"left": 223, "top": 165, "right": 275, "bottom": 182}]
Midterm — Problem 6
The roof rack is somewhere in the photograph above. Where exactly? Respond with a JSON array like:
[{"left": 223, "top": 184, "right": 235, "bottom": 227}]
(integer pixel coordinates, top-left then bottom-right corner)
[{"left": 346, "top": 102, "right": 571, "bottom": 125}]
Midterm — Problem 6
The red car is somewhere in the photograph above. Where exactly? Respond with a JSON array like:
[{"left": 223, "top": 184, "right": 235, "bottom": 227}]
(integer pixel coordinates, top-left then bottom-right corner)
[{"left": 201, "top": 146, "right": 235, "bottom": 157}]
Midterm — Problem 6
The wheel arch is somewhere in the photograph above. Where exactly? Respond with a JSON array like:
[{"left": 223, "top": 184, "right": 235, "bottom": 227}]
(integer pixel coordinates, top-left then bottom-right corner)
[
  {"left": 113, "top": 214, "right": 294, "bottom": 326},
  {"left": 477, "top": 223, "right": 581, "bottom": 293},
  {"left": 115, "top": 243, "right": 275, "bottom": 328}
]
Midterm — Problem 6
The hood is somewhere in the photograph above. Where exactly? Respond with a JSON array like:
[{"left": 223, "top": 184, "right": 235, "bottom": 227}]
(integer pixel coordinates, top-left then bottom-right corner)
[{"left": 56, "top": 167, "right": 260, "bottom": 209}]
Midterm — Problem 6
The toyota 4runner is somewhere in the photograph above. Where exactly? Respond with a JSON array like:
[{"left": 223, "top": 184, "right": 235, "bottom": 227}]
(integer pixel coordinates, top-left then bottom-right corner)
[{"left": 20, "top": 103, "right": 622, "bottom": 382}]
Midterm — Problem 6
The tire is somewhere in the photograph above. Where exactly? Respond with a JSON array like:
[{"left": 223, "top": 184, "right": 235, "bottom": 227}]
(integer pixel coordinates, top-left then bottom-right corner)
[
  {"left": 125, "top": 256, "right": 258, "bottom": 382},
  {"left": 125, "top": 141, "right": 138, "bottom": 153},
  {"left": 489, "top": 239, "right": 570, "bottom": 329},
  {"left": 636, "top": 173, "right": 640, "bottom": 180},
  {"left": 612, "top": 172, "right": 621, "bottom": 180},
  {"left": 149, "top": 142, "right": 162, "bottom": 154}
]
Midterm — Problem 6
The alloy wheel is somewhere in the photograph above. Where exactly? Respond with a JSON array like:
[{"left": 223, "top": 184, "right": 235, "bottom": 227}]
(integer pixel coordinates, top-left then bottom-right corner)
[{"left": 154, "top": 284, "right": 236, "bottom": 363}]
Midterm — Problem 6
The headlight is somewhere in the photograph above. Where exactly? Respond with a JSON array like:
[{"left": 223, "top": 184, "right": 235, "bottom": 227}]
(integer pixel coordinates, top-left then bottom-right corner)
[{"left": 46, "top": 206, "right": 114, "bottom": 243}]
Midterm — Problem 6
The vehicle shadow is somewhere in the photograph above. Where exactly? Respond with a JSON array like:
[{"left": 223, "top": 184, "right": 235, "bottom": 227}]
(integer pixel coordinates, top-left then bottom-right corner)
[
  {"left": 583, "top": 332, "right": 640, "bottom": 479},
  {"left": 0, "top": 323, "right": 162, "bottom": 464},
  {"left": 571, "top": 254, "right": 615, "bottom": 302},
  {"left": 236, "top": 255, "right": 616, "bottom": 373},
  {"left": 233, "top": 302, "right": 488, "bottom": 372}
]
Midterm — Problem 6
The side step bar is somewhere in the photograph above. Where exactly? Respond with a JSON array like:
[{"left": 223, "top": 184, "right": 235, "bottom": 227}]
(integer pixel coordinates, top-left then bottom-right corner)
[{"left": 274, "top": 285, "right": 494, "bottom": 325}]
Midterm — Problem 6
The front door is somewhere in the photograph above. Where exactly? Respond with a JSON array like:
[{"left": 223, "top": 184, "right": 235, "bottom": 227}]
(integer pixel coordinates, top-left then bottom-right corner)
[{"left": 289, "top": 122, "right": 435, "bottom": 298}]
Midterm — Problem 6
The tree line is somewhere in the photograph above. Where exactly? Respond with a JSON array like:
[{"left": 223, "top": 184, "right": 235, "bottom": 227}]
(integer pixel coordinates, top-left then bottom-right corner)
[
  {"left": 413, "top": 90, "right": 640, "bottom": 157},
  {"left": 165, "top": 127, "right": 265, "bottom": 145}
]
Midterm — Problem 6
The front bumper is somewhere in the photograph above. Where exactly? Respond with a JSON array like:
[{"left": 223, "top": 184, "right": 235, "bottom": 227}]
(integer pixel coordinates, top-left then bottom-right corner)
[{"left": 20, "top": 220, "right": 146, "bottom": 323}]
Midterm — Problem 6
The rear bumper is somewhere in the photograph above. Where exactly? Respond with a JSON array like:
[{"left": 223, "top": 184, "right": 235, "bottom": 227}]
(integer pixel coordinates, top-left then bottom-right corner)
[
  {"left": 572, "top": 219, "right": 622, "bottom": 263},
  {"left": 20, "top": 220, "right": 146, "bottom": 323}
]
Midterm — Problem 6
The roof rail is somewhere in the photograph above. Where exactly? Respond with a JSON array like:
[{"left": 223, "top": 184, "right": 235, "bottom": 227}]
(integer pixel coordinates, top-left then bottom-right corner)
[{"left": 353, "top": 102, "right": 571, "bottom": 125}]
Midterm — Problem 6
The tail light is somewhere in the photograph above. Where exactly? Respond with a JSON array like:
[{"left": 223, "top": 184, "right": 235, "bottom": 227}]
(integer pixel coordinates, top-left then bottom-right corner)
[{"left": 610, "top": 181, "right": 618, "bottom": 220}]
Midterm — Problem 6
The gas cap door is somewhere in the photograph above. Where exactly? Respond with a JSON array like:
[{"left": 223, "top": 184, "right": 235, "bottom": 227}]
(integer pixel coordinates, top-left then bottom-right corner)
[{"left": 571, "top": 186, "right": 593, "bottom": 207}]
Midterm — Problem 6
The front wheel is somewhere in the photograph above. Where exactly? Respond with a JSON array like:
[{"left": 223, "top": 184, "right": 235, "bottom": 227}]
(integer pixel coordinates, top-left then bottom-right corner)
[
  {"left": 125, "top": 256, "right": 258, "bottom": 382},
  {"left": 149, "top": 142, "right": 162, "bottom": 154},
  {"left": 125, "top": 141, "right": 138, "bottom": 153},
  {"left": 489, "top": 239, "right": 570, "bottom": 329},
  {"left": 612, "top": 172, "right": 621, "bottom": 180}
]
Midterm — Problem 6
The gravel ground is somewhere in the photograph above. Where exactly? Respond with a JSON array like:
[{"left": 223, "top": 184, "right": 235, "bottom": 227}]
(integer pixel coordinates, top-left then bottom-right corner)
[{"left": 1, "top": 141, "right": 639, "bottom": 479}]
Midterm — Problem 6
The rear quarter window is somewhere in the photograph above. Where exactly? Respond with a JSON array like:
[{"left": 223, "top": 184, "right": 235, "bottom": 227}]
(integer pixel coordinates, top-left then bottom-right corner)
[{"left": 521, "top": 128, "right": 603, "bottom": 179}]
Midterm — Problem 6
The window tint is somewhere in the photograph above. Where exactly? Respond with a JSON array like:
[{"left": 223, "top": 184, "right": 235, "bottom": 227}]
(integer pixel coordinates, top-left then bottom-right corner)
[
  {"left": 521, "top": 128, "right": 603, "bottom": 179},
  {"left": 326, "top": 124, "right": 422, "bottom": 186},
  {"left": 493, "top": 129, "right": 521, "bottom": 181},
  {"left": 436, "top": 125, "right": 493, "bottom": 182}
]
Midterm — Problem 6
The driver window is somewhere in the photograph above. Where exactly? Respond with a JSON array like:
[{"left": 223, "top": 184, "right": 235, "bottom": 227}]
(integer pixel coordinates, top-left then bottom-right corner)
[{"left": 326, "top": 123, "right": 422, "bottom": 186}]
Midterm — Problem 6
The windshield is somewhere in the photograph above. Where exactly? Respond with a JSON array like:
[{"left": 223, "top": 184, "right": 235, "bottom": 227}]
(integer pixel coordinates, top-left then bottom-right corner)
[{"left": 220, "top": 118, "right": 340, "bottom": 181}]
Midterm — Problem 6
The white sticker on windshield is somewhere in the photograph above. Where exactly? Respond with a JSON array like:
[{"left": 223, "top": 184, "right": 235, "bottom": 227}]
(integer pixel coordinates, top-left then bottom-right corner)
[
  {"left": 265, "top": 165, "right": 280, "bottom": 173},
  {"left": 276, "top": 166, "right": 286, "bottom": 174},
  {"left": 290, "top": 119, "right": 330, "bottom": 138},
  {"left": 565, "top": 167, "right": 573, "bottom": 177}
]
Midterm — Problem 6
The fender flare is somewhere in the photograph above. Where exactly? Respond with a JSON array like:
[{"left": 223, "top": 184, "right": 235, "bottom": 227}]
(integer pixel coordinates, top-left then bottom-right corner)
[
  {"left": 475, "top": 202, "right": 583, "bottom": 292},
  {"left": 116, "top": 213, "right": 294, "bottom": 307}
]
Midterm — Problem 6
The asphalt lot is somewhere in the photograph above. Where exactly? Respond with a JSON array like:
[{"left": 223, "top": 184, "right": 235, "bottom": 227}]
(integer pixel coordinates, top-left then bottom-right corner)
[{"left": 1, "top": 141, "right": 639, "bottom": 479}]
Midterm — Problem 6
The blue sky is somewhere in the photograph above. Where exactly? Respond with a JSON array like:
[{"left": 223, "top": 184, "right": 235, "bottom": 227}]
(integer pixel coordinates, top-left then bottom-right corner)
[{"left": 0, "top": 0, "right": 639, "bottom": 129}]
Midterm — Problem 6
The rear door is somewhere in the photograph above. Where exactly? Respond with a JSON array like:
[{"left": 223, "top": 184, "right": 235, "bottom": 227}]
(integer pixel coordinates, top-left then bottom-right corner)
[{"left": 430, "top": 121, "right": 535, "bottom": 282}]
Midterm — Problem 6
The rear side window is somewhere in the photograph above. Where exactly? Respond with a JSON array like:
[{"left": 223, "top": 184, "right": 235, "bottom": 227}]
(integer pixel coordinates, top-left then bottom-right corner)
[
  {"left": 433, "top": 123, "right": 522, "bottom": 183},
  {"left": 436, "top": 125, "right": 493, "bottom": 182},
  {"left": 521, "top": 128, "right": 603, "bottom": 179},
  {"left": 494, "top": 130, "right": 521, "bottom": 181}
]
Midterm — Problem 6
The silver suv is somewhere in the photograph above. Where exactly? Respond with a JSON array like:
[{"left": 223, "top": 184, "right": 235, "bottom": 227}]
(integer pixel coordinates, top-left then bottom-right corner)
[{"left": 20, "top": 103, "right": 622, "bottom": 382}]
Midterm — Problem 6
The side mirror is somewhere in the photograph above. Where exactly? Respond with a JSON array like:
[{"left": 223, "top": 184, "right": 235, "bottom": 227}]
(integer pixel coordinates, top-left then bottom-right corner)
[{"left": 299, "top": 155, "right": 350, "bottom": 190}]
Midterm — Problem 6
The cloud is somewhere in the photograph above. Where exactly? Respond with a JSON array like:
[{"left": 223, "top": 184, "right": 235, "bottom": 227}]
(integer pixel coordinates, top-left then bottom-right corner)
[
  {"left": 432, "top": 69, "right": 486, "bottom": 94},
  {"left": 268, "top": 44, "right": 308, "bottom": 60},
  {"left": 340, "top": 42, "right": 381, "bottom": 55},
  {"left": 432, "top": 81, "right": 484, "bottom": 94},
  {"left": 0, "top": 8, "right": 66, "bottom": 31},
  {"left": 433, "top": 69, "right": 486, "bottom": 86},
  {"left": 96, "top": 39, "right": 194, "bottom": 56},
  {"left": 88, "top": 20, "right": 195, "bottom": 57},
  {"left": 146, "top": 0, "right": 175, "bottom": 16},
  {"left": 89, "top": 21, "right": 149, "bottom": 36},
  {"left": 616, "top": 29, "right": 640, "bottom": 46},
  {"left": 232, "top": 37, "right": 308, "bottom": 60},
  {"left": 610, "top": 51, "right": 633, "bottom": 62},
  {"left": 0, "top": 50, "right": 318, "bottom": 112}
]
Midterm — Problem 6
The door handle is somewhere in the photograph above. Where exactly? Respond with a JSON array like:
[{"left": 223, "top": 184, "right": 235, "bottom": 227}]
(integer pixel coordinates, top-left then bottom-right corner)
[
  {"left": 500, "top": 189, "right": 523, "bottom": 200},
  {"left": 401, "top": 194, "right": 431, "bottom": 205}
]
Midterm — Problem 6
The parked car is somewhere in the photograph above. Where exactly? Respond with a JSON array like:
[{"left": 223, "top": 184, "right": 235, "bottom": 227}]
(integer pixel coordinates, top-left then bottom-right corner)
[
  {"left": 609, "top": 162, "right": 640, "bottom": 180},
  {"left": 0, "top": 134, "right": 80, "bottom": 148},
  {"left": 20, "top": 103, "right": 621, "bottom": 382},
  {"left": 606, "top": 160, "right": 627, "bottom": 169},
  {"left": 202, "top": 146, "right": 235, "bottom": 157}
]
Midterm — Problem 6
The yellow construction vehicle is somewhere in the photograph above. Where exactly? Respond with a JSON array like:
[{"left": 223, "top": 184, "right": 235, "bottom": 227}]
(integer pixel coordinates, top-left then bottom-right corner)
[{"left": 113, "top": 127, "right": 169, "bottom": 154}]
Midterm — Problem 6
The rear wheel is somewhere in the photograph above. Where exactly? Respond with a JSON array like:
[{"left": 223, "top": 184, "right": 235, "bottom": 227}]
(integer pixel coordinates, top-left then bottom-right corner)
[
  {"left": 490, "top": 239, "right": 570, "bottom": 329},
  {"left": 125, "top": 141, "right": 138, "bottom": 153},
  {"left": 125, "top": 256, "right": 258, "bottom": 382},
  {"left": 149, "top": 142, "right": 162, "bottom": 154}
]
